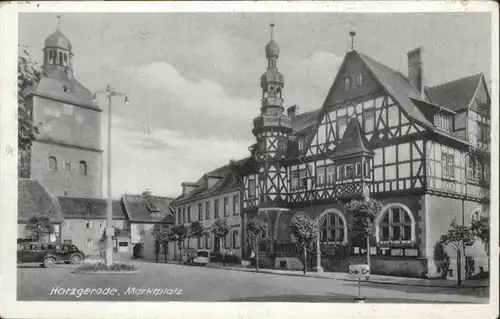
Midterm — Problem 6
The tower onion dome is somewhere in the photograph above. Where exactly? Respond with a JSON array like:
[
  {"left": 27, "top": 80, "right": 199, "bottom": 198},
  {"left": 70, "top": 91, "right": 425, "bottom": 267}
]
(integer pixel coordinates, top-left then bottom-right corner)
[
  {"left": 44, "top": 30, "right": 72, "bottom": 51},
  {"left": 265, "top": 39, "right": 280, "bottom": 58}
]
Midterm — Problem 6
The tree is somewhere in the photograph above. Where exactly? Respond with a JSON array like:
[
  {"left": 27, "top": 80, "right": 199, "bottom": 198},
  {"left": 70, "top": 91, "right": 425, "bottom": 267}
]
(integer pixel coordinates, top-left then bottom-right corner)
[
  {"left": 18, "top": 45, "right": 41, "bottom": 152},
  {"left": 344, "top": 198, "right": 385, "bottom": 271},
  {"left": 171, "top": 224, "right": 188, "bottom": 263},
  {"left": 290, "top": 215, "right": 319, "bottom": 275},
  {"left": 246, "top": 218, "right": 267, "bottom": 271},
  {"left": 211, "top": 218, "right": 230, "bottom": 265},
  {"left": 439, "top": 219, "right": 476, "bottom": 286},
  {"left": 152, "top": 224, "right": 173, "bottom": 262},
  {"left": 471, "top": 214, "right": 490, "bottom": 257},
  {"left": 188, "top": 221, "right": 206, "bottom": 245},
  {"left": 25, "top": 214, "right": 55, "bottom": 242}
]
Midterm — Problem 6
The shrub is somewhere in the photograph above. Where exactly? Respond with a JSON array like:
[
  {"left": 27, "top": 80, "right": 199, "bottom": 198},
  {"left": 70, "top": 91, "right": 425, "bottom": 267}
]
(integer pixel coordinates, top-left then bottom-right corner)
[{"left": 76, "top": 262, "right": 137, "bottom": 272}]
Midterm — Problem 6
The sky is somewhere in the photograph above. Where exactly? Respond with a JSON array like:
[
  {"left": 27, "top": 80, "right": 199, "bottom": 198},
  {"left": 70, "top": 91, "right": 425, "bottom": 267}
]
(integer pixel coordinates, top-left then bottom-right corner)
[{"left": 18, "top": 12, "right": 492, "bottom": 198}]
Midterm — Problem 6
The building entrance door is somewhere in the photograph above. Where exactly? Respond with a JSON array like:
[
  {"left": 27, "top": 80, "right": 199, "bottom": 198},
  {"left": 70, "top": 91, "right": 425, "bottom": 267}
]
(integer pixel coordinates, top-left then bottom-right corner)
[{"left": 214, "top": 237, "right": 220, "bottom": 253}]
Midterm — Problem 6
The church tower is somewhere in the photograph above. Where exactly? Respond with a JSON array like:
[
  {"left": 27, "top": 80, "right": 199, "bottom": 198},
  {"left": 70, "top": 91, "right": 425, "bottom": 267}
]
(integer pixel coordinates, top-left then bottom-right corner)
[
  {"left": 252, "top": 24, "right": 292, "bottom": 208},
  {"left": 21, "top": 18, "right": 103, "bottom": 198}
]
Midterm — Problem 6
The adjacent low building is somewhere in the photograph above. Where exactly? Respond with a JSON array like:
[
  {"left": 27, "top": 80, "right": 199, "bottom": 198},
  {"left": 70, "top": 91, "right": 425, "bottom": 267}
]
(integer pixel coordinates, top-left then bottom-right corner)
[
  {"left": 18, "top": 179, "right": 64, "bottom": 243},
  {"left": 57, "top": 197, "right": 128, "bottom": 256},
  {"left": 171, "top": 160, "right": 246, "bottom": 262}
]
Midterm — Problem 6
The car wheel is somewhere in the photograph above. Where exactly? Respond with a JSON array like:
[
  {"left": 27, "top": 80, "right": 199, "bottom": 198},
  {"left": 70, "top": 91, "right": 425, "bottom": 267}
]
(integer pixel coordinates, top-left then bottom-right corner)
[
  {"left": 43, "top": 258, "right": 56, "bottom": 268},
  {"left": 71, "top": 255, "right": 81, "bottom": 265}
]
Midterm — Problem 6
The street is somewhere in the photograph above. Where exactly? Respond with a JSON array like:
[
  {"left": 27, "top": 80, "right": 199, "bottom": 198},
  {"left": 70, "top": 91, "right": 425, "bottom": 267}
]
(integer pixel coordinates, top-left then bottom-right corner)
[{"left": 17, "top": 261, "right": 489, "bottom": 303}]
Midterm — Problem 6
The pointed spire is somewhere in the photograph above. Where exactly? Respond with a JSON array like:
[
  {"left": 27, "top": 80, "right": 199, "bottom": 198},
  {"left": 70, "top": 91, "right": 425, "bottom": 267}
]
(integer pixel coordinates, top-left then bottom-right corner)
[
  {"left": 270, "top": 23, "right": 275, "bottom": 41},
  {"left": 56, "top": 15, "right": 62, "bottom": 31},
  {"left": 349, "top": 31, "right": 356, "bottom": 51}
]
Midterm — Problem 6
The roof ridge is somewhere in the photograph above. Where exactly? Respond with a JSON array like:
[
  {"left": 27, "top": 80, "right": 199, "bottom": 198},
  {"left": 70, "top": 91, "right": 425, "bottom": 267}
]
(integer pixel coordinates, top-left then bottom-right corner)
[{"left": 427, "top": 72, "right": 483, "bottom": 90}]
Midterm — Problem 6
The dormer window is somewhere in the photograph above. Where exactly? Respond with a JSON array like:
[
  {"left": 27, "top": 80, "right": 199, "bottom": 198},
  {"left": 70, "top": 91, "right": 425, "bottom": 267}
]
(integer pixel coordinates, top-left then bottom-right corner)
[
  {"left": 344, "top": 77, "right": 350, "bottom": 91},
  {"left": 147, "top": 203, "right": 160, "bottom": 213},
  {"left": 298, "top": 137, "right": 305, "bottom": 150},
  {"left": 434, "top": 113, "right": 451, "bottom": 132}
]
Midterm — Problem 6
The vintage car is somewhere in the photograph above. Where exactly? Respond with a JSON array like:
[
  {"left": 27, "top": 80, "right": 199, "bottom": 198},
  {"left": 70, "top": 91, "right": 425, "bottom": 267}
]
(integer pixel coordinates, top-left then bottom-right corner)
[
  {"left": 17, "top": 242, "right": 86, "bottom": 268},
  {"left": 191, "top": 249, "right": 210, "bottom": 266}
]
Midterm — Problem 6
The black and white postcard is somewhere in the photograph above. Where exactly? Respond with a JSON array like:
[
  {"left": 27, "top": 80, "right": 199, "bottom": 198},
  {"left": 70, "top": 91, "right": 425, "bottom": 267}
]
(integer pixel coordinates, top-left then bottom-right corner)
[{"left": 1, "top": 2, "right": 498, "bottom": 319}]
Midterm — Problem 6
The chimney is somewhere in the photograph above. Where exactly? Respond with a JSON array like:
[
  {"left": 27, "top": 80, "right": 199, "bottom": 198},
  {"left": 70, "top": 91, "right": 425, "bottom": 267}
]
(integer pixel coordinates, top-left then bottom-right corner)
[
  {"left": 287, "top": 105, "right": 298, "bottom": 118},
  {"left": 407, "top": 47, "right": 425, "bottom": 98},
  {"left": 181, "top": 182, "right": 198, "bottom": 197}
]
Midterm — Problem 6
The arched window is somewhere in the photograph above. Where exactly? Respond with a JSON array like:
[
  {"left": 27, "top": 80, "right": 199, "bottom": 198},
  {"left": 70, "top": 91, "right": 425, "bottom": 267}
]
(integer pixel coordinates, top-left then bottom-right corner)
[
  {"left": 79, "top": 161, "right": 87, "bottom": 176},
  {"left": 48, "top": 156, "right": 57, "bottom": 171},
  {"left": 49, "top": 50, "right": 53, "bottom": 63},
  {"left": 376, "top": 204, "right": 415, "bottom": 244},
  {"left": 59, "top": 52, "right": 63, "bottom": 65},
  {"left": 318, "top": 209, "right": 347, "bottom": 244}
]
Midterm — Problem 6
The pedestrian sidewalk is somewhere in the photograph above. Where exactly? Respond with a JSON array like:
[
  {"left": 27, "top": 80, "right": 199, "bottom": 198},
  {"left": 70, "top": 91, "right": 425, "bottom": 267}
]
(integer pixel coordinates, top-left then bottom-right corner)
[{"left": 205, "top": 262, "right": 489, "bottom": 288}]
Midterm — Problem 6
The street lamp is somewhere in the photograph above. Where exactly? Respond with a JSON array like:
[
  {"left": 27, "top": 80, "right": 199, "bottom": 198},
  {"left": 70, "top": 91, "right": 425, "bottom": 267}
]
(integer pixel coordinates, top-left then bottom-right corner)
[{"left": 93, "top": 85, "right": 130, "bottom": 267}]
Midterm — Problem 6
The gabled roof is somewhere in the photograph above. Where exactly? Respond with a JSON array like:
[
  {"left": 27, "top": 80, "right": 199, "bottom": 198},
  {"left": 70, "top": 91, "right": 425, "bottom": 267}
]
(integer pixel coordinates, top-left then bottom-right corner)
[
  {"left": 58, "top": 197, "right": 126, "bottom": 219},
  {"left": 426, "top": 73, "right": 483, "bottom": 111},
  {"left": 25, "top": 66, "right": 101, "bottom": 111},
  {"left": 18, "top": 179, "right": 64, "bottom": 223},
  {"left": 331, "top": 118, "right": 373, "bottom": 160},
  {"left": 122, "top": 194, "right": 174, "bottom": 223}
]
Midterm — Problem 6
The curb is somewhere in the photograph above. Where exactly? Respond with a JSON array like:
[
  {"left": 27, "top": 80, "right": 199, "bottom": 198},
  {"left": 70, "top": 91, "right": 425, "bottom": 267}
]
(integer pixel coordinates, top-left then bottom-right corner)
[
  {"left": 71, "top": 270, "right": 140, "bottom": 274},
  {"left": 205, "top": 265, "right": 489, "bottom": 289}
]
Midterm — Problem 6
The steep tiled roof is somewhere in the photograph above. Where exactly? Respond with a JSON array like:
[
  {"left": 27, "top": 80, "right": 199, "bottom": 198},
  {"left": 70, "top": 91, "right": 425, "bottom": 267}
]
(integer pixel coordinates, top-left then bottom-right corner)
[
  {"left": 426, "top": 73, "right": 483, "bottom": 111},
  {"left": 356, "top": 51, "right": 470, "bottom": 146},
  {"left": 291, "top": 109, "right": 321, "bottom": 133},
  {"left": 173, "top": 158, "right": 249, "bottom": 204},
  {"left": 331, "top": 118, "right": 373, "bottom": 160},
  {"left": 25, "top": 66, "right": 100, "bottom": 111},
  {"left": 18, "top": 179, "right": 64, "bottom": 223},
  {"left": 58, "top": 197, "right": 126, "bottom": 219},
  {"left": 122, "top": 194, "right": 174, "bottom": 223}
]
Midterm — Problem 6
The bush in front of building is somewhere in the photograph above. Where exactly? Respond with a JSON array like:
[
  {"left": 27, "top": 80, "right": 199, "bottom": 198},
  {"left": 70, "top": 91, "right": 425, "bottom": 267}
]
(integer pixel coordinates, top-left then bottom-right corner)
[{"left": 25, "top": 214, "right": 55, "bottom": 242}]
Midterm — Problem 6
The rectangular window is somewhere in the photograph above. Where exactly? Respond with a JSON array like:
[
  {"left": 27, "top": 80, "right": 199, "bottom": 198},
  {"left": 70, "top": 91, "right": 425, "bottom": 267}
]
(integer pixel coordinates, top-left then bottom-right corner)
[
  {"left": 177, "top": 208, "right": 182, "bottom": 224},
  {"left": 337, "top": 165, "right": 344, "bottom": 181},
  {"left": 364, "top": 109, "right": 375, "bottom": 133},
  {"left": 187, "top": 206, "right": 191, "bottom": 222},
  {"left": 291, "top": 171, "right": 299, "bottom": 190},
  {"left": 363, "top": 162, "right": 370, "bottom": 178},
  {"left": 344, "top": 77, "right": 350, "bottom": 91},
  {"left": 316, "top": 166, "right": 325, "bottom": 186},
  {"left": 355, "top": 162, "right": 362, "bottom": 178},
  {"left": 355, "top": 73, "right": 362, "bottom": 87},
  {"left": 214, "top": 199, "right": 219, "bottom": 218},
  {"left": 298, "top": 137, "right": 305, "bottom": 150},
  {"left": 198, "top": 203, "right": 203, "bottom": 221},
  {"left": 278, "top": 138, "right": 286, "bottom": 152},
  {"left": 345, "top": 164, "right": 354, "bottom": 179},
  {"left": 225, "top": 234, "right": 231, "bottom": 249},
  {"left": 233, "top": 195, "right": 239, "bottom": 215},
  {"left": 232, "top": 230, "right": 240, "bottom": 249},
  {"left": 442, "top": 153, "right": 455, "bottom": 178},
  {"left": 64, "top": 161, "right": 71, "bottom": 172},
  {"left": 326, "top": 166, "right": 335, "bottom": 184},
  {"left": 224, "top": 197, "right": 229, "bottom": 216},
  {"left": 337, "top": 116, "right": 347, "bottom": 139},
  {"left": 205, "top": 202, "right": 210, "bottom": 219},
  {"left": 248, "top": 178, "right": 256, "bottom": 198},
  {"left": 182, "top": 208, "right": 186, "bottom": 224},
  {"left": 299, "top": 170, "right": 307, "bottom": 190}
]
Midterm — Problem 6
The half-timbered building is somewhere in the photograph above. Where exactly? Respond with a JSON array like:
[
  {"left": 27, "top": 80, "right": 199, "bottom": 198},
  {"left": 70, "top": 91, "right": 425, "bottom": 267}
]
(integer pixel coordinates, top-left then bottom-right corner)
[{"left": 240, "top": 28, "right": 490, "bottom": 279}]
